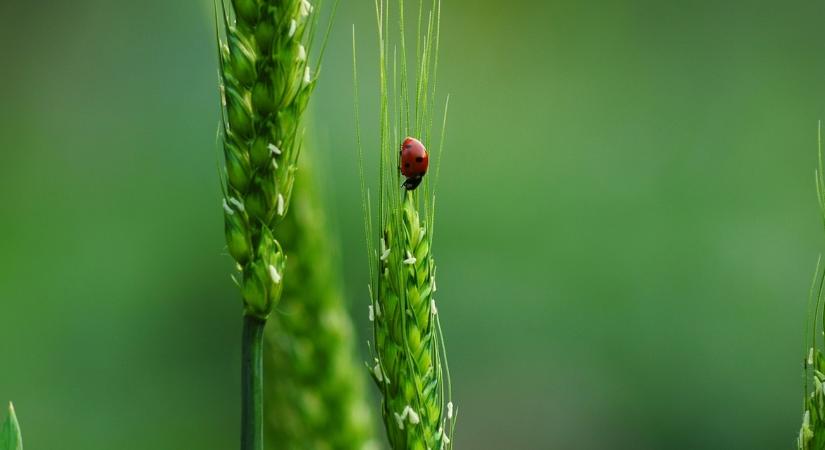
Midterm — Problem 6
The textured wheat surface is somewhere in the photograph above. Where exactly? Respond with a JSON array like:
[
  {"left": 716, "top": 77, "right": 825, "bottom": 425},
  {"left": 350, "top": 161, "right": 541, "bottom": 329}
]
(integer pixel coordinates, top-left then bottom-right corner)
[
  {"left": 369, "top": 193, "right": 452, "bottom": 450},
  {"left": 263, "top": 160, "right": 378, "bottom": 450},
  {"left": 218, "top": 0, "right": 318, "bottom": 319}
]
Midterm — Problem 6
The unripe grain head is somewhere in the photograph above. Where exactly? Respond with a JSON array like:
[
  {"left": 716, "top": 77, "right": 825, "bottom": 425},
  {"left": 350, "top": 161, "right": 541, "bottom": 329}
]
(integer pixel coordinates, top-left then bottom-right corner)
[
  {"left": 355, "top": 1, "right": 456, "bottom": 448},
  {"left": 216, "top": 0, "right": 323, "bottom": 319}
]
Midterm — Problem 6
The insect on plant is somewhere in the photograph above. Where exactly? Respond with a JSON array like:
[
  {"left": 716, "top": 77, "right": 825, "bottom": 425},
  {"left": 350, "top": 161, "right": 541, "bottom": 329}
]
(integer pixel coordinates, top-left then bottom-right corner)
[
  {"left": 353, "top": 0, "right": 456, "bottom": 449},
  {"left": 400, "top": 137, "right": 430, "bottom": 190}
]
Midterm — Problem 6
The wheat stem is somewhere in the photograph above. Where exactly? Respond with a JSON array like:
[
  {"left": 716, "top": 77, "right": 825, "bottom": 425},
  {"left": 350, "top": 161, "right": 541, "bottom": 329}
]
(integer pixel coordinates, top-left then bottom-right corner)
[{"left": 242, "top": 315, "right": 266, "bottom": 450}]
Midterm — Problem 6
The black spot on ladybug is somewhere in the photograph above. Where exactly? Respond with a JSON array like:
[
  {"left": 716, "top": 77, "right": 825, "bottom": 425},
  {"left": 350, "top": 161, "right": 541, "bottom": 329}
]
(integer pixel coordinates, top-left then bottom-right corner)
[
  {"left": 404, "top": 163, "right": 411, "bottom": 168},
  {"left": 415, "top": 157, "right": 423, "bottom": 162}
]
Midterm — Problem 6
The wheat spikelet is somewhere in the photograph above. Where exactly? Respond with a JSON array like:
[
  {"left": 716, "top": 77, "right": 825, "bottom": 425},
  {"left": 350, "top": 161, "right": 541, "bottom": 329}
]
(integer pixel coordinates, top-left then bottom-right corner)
[{"left": 216, "top": 0, "right": 321, "bottom": 319}]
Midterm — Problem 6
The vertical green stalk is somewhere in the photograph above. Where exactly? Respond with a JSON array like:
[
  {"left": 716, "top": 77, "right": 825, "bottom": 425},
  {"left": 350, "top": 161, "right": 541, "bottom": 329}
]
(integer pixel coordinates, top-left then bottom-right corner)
[
  {"left": 242, "top": 316, "right": 266, "bottom": 450},
  {"left": 355, "top": 1, "right": 455, "bottom": 448}
]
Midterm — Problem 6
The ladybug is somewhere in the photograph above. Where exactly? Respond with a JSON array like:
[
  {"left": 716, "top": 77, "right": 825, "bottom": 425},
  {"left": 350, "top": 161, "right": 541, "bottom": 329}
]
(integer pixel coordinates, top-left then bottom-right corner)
[{"left": 399, "top": 137, "right": 429, "bottom": 190}]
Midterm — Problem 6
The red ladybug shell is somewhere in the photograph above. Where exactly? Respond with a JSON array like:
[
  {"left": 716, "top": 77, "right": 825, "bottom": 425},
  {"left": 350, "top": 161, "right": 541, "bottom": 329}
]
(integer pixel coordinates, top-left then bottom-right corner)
[{"left": 400, "top": 137, "right": 429, "bottom": 177}]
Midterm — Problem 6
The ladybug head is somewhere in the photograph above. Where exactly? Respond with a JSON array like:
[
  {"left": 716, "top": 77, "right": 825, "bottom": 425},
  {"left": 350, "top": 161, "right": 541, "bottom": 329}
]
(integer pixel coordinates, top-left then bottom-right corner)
[{"left": 402, "top": 175, "right": 424, "bottom": 191}]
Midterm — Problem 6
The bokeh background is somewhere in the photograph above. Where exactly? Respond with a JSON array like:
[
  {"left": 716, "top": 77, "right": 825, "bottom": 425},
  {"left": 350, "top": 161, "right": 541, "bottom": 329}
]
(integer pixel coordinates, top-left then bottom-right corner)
[{"left": 2, "top": 0, "right": 825, "bottom": 448}]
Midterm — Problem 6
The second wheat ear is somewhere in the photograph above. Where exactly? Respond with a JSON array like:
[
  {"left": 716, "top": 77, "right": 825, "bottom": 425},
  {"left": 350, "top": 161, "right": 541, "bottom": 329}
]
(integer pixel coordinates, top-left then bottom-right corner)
[
  {"left": 263, "top": 156, "right": 379, "bottom": 449},
  {"left": 355, "top": 0, "right": 456, "bottom": 448}
]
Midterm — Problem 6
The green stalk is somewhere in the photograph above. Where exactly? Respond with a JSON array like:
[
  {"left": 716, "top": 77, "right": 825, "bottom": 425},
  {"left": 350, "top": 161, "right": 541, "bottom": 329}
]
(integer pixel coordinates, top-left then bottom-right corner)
[{"left": 242, "top": 315, "right": 266, "bottom": 450}]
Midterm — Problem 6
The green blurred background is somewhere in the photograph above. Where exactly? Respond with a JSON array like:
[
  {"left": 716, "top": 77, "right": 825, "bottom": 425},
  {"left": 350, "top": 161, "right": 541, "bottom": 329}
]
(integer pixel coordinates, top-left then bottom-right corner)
[{"left": 2, "top": 0, "right": 825, "bottom": 448}]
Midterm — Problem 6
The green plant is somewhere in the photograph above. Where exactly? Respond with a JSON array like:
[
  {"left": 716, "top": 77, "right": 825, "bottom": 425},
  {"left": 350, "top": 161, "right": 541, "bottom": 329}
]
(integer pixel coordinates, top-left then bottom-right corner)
[
  {"left": 214, "top": 1, "right": 329, "bottom": 449},
  {"left": 355, "top": 1, "right": 456, "bottom": 448},
  {"left": 263, "top": 153, "right": 378, "bottom": 450},
  {"left": 1, "top": 403, "right": 22, "bottom": 450},
  {"left": 799, "top": 123, "right": 825, "bottom": 450}
]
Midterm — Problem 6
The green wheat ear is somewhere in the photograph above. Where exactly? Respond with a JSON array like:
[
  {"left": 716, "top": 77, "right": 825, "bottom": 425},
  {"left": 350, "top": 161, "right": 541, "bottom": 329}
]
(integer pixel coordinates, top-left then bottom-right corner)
[
  {"left": 799, "top": 122, "right": 825, "bottom": 450},
  {"left": 214, "top": 1, "right": 334, "bottom": 449},
  {"left": 216, "top": 0, "right": 327, "bottom": 320},
  {"left": 355, "top": 1, "right": 456, "bottom": 448},
  {"left": 263, "top": 152, "right": 379, "bottom": 450}
]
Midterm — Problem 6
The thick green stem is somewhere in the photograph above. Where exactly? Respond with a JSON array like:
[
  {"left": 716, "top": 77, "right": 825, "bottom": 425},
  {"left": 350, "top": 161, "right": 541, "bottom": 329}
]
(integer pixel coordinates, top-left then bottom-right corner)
[{"left": 241, "top": 314, "right": 266, "bottom": 450}]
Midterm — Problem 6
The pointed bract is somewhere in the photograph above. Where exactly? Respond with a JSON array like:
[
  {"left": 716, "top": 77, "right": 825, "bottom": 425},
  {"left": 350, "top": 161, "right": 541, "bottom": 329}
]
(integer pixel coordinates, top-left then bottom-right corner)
[{"left": 1, "top": 403, "right": 23, "bottom": 450}]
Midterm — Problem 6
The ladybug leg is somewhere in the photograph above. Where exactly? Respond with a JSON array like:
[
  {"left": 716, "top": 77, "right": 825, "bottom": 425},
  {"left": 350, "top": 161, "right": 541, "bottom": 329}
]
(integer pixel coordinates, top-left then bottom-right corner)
[{"left": 402, "top": 176, "right": 423, "bottom": 191}]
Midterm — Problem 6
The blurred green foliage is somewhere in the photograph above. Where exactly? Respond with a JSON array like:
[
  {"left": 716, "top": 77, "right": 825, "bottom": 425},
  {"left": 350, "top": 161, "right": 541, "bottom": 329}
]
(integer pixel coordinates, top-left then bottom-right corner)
[{"left": 2, "top": 0, "right": 825, "bottom": 449}]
